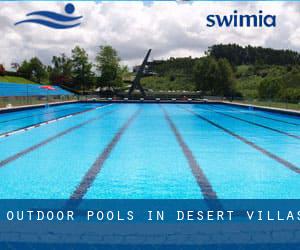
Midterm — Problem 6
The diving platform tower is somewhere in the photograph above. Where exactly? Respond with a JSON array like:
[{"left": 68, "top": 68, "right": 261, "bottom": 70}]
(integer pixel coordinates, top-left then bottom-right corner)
[{"left": 128, "top": 49, "right": 152, "bottom": 98}]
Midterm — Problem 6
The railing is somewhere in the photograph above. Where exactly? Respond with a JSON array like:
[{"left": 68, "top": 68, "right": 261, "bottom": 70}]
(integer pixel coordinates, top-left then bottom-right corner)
[
  {"left": 1, "top": 93, "right": 299, "bottom": 112},
  {"left": 230, "top": 97, "right": 300, "bottom": 111},
  {"left": 0, "top": 95, "right": 78, "bottom": 109}
]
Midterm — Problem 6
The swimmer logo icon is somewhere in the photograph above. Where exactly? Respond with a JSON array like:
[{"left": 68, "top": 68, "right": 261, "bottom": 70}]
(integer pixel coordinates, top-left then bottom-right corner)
[{"left": 15, "top": 3, "right": 82, "bottom": 29}]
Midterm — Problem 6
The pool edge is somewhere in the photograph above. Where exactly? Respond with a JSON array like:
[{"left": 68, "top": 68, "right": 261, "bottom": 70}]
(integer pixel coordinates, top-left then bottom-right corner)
[
  {"left": 222, "top": 101, "right": 300, "bottom": 117},
  {"left": 0, "top": 100, "right": 79, "bottom": 114},
  {"left": 1, "top": 99, "right": 299, "bottom": 117}
]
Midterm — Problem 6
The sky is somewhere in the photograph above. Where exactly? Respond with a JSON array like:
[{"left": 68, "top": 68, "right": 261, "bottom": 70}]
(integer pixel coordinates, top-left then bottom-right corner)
[{"left": 0, "top": 1, "right": 300, "bottom": 70}]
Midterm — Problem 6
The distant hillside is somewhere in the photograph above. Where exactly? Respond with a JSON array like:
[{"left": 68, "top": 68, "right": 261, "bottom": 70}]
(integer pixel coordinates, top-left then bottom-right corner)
[
  {"left": 147, "top": 57, "right": 198, "bottom": 76},
  {"left": 235, "top": 64, "right": 300, "bottom": 101},
  {"left": 143, "top": 57, "right": 197, "bottom": 91},
  {"left": 208, "top": 44, "right": 300, "bottom": 66},
  {"left": 143, "top": 45, "right": 300, "bottom": 102}
]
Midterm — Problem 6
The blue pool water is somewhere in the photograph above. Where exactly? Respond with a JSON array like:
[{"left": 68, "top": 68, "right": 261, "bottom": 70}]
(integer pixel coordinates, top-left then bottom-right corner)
[
  {"left": 0, "top": 103, "right": 298, "bottom": 199},
  {"left": 0, "top": 103, "right": 103, "bottom": 136}
]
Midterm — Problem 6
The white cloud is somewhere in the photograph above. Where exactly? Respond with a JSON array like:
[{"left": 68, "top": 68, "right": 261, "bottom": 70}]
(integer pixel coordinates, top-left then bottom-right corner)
[{"left": 0, "top": 1, "right": 300, "bottom": 70}]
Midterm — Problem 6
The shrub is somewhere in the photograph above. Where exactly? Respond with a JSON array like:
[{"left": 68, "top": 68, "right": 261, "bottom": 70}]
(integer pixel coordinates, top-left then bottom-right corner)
[
  {"left": 279, "top": 88, "right": 300, "bottom": 103},
  {"left": 258, "top": 78, "right": 283, "bottom": 99},
  {"left": 169, "top": 75, "right": 176, "bottom": 82}
]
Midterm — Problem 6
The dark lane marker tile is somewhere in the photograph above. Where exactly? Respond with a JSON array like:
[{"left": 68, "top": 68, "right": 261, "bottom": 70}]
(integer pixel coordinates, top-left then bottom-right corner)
[
  {"left": 203, "top": 106, "right": 300, "bottom": 140},
  {"left": 0, "top": 109, "right": 116, "bottom": 168},
  {"left": 160, "top": 105, "right": 218, "bottom": 201},
  {"left": 180, "top": 106, "right": 300, "bottom": 174},
  {"left": 70, "top": 108, "right": 141, "bottom": 200}
]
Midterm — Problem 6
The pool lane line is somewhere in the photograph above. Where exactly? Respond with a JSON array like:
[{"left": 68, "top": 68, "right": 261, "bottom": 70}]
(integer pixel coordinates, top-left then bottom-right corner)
[
  {"left": 160, "top": 105, "right": 219, "bottom": 201},
  {"left": 202, "top": 106, "right": 300, "bottom": 140},
  {"left": 0, "top": 104, "right": 92, "bottom": 124},
  {"left": 0, "top": 108, "right": 116, "bottom": 168},
  {"left": 0, "top": 104, "right": 106, "bottom": 138},
  {"left": 179, "top": 106, "right": 300, "bottom": 174},
  {"left": 0, "top": 104, "right": 112, "bottom": 139},
  {"left": 213, "top": 105, "right": 300, "bottom": 126},
  {"left": 251, "top": 113, "right": 300, "bottom": 126},
  {"left": 70, "top": 108, "right": 141, "bottom": 200}
]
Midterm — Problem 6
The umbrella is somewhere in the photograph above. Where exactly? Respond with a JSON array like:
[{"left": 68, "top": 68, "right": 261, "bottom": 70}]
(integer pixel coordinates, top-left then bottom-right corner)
[
  {"left": 40, "top": 85, "right": 56, "bottom": 106},
  {"left": 40, "top": 85, "right": 55, "bottom": 91}
]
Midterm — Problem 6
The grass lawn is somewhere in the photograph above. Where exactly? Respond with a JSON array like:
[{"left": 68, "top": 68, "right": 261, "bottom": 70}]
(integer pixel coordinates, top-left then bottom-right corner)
[{"left": 0, "top": 76, "right": 37, "bottom": 84}]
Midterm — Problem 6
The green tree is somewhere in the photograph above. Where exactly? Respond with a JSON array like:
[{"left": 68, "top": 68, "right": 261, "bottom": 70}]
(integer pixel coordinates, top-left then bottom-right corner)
[
  {"left": 18, "top": 60, "right": 32, "bottom": 79},
  {"left": 71, "top": 46, "right": 94, "bottom": 91},
  {"left": 18, "top": 58, "right": 47, "bottom": 83},
  {"left": 29, "top": 57, "right": 47, "bottom": 83},
  {"left": 95, "top": 45, "right": 122, "bottom": 88},
  {"left": 193, "top": 57, "right": 218, "bottom": 94},
  {"left": 50, "top": 54, "right": 73, "bottom": 85},
  {"left": 258, "top": 78, "right": 283, "bottom": 99},
  {"left": 215, "top": 58, "right": 235, "bottom": 96},
  {"left": 193, "top": 57, "right": 235, "bottom": 96}
]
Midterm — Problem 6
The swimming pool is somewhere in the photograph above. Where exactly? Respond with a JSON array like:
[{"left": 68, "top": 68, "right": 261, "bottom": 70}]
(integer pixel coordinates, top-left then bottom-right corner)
[{"left": 0, "top": 103, "right": 298, "bottom": 199}]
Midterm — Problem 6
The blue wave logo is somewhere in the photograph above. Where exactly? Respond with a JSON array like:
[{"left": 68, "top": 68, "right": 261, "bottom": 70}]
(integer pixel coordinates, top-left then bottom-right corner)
[{"left": 15, "top": 3, "right": 82, "bottom": 29}]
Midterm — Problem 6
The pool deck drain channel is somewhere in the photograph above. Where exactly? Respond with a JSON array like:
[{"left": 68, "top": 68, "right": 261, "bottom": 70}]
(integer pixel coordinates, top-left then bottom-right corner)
[
  {"left": 160, "top": 105, "right": 219, "bottom": 201},
  {"left": 0, "top": 109, "right": 116, "bottom": 168},
  {"left": 70, "top": 108, "right": 141, "bottom": 200},
  {"left": 180, "top": 106, "right": 300, "bottom": 174}
]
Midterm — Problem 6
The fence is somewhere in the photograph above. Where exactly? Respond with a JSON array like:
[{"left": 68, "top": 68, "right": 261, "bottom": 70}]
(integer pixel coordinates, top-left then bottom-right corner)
[
  {"left": 0, "top": 82, "right": 77, "bottom": 108},
  {"left": 231, "top": 97, "right": 300, "bottom": 111}
]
